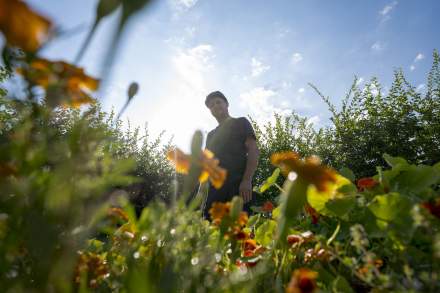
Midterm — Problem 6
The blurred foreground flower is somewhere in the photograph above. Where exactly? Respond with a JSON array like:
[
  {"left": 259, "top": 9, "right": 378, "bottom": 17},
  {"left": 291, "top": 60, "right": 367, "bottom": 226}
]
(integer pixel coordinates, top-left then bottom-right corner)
[
  {"left": 357, "top": 177, "right": 378, "bottom": 191},
  {"left": 18, "top": 58, "right": 99, "bottom": 107},
  {"left": 271, "top": 152, "right": 337, "bottom": 192},
  {"left": 286, "top": 268, "right": 318, "bottom": 293},
  {"left": 167, "top": 148, "right": 226, "bottom": 189},
  {"left": 421, "top": 198, "right": 440, "bottom": 219},
  {"left": 262, "top": 201, "right": 274, "bottom": 212},
  {"left": 0, "top": 0, "right": 52, "bottom": 52}
]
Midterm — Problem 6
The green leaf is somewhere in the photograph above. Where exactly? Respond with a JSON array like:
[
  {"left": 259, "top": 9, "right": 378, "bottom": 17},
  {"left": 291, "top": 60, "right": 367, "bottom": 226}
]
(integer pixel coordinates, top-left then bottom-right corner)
[
  {"left": 259, "top": 168, "right": 280, "bottom": 193},
  {"left": 339, "top": 167, "right": 355, "bottom": 182},
  {"left": 326, "top": 196, "right": 356, "bottom": 218},
  {"left": 332, "top": 276, "right": 354, "bottom": 293},
  {"left": 394, "top": 165, "right": 440, "bottom": 194},
  {"left": 255, "top": 219, "right": 277, "bottom": 247},
  {"left": 367, "top": 193, "right": 412, "bottom": 222},
  {"left": 383, "top": 153, "right": 408, "bottom": 168}
]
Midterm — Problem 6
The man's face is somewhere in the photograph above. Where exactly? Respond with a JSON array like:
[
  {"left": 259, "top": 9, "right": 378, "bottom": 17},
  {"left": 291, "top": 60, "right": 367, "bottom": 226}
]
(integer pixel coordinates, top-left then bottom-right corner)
[{"left": 207, "top": 97, "right": 228, "bottom": 118}]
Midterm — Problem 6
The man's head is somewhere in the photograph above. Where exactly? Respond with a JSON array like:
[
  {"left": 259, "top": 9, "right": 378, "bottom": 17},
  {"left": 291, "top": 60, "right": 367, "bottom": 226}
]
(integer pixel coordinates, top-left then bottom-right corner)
[{"left": 205, "top": 91, "right": 229, "bottom": 120}]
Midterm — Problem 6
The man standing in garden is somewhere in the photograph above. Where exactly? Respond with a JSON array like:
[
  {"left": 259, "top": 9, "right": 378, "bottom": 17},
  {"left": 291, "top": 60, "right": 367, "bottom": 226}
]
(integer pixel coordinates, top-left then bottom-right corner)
[{"left": 202, "top": 91, "right": 260, "bottom": 219}]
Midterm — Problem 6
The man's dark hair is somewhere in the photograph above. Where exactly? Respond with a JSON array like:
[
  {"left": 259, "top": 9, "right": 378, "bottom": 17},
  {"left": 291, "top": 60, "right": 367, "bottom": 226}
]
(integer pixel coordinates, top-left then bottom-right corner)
[{"left": 205, "top": 91, "right": 229, "bottom": 107}]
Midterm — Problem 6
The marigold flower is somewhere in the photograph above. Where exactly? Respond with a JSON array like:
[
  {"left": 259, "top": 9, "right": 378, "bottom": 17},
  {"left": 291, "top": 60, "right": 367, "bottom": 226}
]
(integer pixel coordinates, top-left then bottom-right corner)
[
  {"left": 262, "top": 201, "right": 274, "bottom": 212},
  {"left": 243, "top": 239, "right": 257, "bottom": 252},
  {"left": 18, "top": 58, "right": 99, "bottom": 108},
  {"left": 0, "top": 0, "right": 52, "bottom": 52},
  {"left": 286, "top": 268, "right": 318, "bottom": 293},
  {"left": 271, "top": 152, "right": 337, "bottom": 192},
  {"left": 357, "top": 177, "right": 378, "bottom": 191},
  {"left": 167, "top": 148, "right": 227, "bottom": 189},
  {"left": 209, "top": 202, "right": 231, "bottom": 221},
  {"left": 236, "top": 211, "right": 248, "bottom": 227}
]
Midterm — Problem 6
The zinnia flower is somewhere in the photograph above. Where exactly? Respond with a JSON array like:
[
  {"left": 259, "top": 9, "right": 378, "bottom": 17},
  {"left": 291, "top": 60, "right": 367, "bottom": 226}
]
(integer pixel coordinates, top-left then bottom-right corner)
[
  {"left": 357, "top": 177, "right": 378, "bottom": 191},
  {"left": 208, "top": 202, "right": 231, "bottom": 222},
  {"left": 0, "top": 0, "right": 52, "bottom": 52},
  {"left": 271, "top": 152, "right": 337, "bottom": 192},
  {"left": 167, "top": 148, "right": 227, "bottom": 189}
]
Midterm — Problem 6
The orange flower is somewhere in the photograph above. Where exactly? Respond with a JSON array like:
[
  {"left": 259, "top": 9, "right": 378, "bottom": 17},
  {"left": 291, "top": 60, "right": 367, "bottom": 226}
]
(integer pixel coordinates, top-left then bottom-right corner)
[
  {"left": 167, "top": 148, "right": 227, "bottom": 189},
  {"left": 270, "top": 152, "right": 337, "bottom": 192},
  {"left": 236, "top": 211, "right": 248, "bottom": 227},
  {"left": 304, "top": 204, "right": 319, "bottom": 224},
  {"left": 0, "top": 0, "right": 52, "bottom": 52},
  {"left": 243, "top": 239, "right": 257, "bottom": 252},
  {"left": 209, "top": 202, "right": 231, "bottom": 221},
  {"left": 107, "top": 207, "right": 129, "bottom": 223},
  {"left": 357, "top": 177, "right": 378, "bottom": 191},
  {"left": 262, "top": 201, "right": 274, "bottom": 212},
  {"left": 18, "top": 58, "right": 99, "bottom": 108},
  {"left": 286, "top": 268, "right": 318, "bottom": 293}
]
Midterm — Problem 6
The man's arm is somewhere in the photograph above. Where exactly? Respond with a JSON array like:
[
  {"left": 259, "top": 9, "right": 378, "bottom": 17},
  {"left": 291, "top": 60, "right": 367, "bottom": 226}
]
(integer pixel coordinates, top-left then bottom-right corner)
[{"left": 239, "top": 137, "right": 260, "bottom": 203}]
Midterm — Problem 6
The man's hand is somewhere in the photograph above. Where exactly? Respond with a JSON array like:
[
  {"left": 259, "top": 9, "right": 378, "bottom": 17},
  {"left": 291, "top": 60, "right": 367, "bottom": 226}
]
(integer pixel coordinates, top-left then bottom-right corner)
[{"left": 239, "top": 179, "right": 252, "bottom": 203}]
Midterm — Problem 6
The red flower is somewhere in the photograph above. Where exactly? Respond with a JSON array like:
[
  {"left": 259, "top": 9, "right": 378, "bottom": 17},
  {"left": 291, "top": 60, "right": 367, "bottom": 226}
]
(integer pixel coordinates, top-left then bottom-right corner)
[
  {"left": 421, "top": 198, "right": 440, "bottom": 219},
  {"left": 357, "top": 177, "right": 378, "bottom": 191},
  {"left": 304, "top": 204, "right": 319, "bottom": 224},
  {"left": 262, "top": 201, "right": 274, "bottom": 212}
]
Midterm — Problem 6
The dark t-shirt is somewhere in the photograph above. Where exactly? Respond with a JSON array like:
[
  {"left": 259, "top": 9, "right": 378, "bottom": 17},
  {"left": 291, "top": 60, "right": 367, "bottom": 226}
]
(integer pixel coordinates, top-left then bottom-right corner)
[{"left": 206, "top": 117, "right": 256, "bottom": 182}]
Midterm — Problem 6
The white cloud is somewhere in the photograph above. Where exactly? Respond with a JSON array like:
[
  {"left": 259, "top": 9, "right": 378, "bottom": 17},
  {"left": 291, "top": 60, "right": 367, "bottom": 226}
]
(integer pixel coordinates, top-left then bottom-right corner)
[
  {"left": 291, "top": 52, "right": 303, "bottom": 64},
  {"left": 307, "top": 115, "right": 321, "bottom": 127},
  {"left": 239, "top": 87, "right": 290, "bottom": 123},
  {"left": 371, "top": 41, "right": 385, "bottom": 52},
  {"left": 298, "top": 88, "right": 305, "bottom": 93},
  {"left": 410, "top": 65, "right": 416, "bottom": 71},
  {"left": 416, "top": 84, "right": 426, "bottom": 92},
  {"left": 414, "top": 53, "right": 425, "bottom": 62},
  {"left": 169, "top": 0, "right": 199, "bottom": 17},
  {"left": 172, "top": 44, "right": 214, "bottom": 90},
  {"left": 251, "top": 58, "right": 270, "bottom": 77},
  {"left": 379, "top": 1, "right": 398, "bottom": 23}
]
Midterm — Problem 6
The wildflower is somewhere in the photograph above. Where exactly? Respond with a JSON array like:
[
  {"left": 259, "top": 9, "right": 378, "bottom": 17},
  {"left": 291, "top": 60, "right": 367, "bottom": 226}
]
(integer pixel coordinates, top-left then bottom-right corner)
[
  {"left": 286, "top": 268, "right": 318, "bottom": 293},
  {"left": 209, "top": 202, "right": 231, "bottom": 222},
  {"left": 107, "top": 207, "right": 129, "bottom": 223},
  {"left": 167, "top": 148, "right": 227, "bottom": 189},
  {"left": 270, "top": 152, "right": 337, "bottom": 192},
  {"left": 74, "top": 251, "right": 109, "bottom": 288},
  {"left": 421, "top": 198, "right": 440, "bottom": 219},
  {"left": 304, "top": 204, "right": 319, "bottom": 224},
  {"left": 0, "top": 0, "right": 52, "bottom": 52},
  {"left": 287, "top": 234, "right": 302, "bottom": 245},
  {"left": 243, "top": 239, "right": 257, "bottom": 252},
  {"left": 262, "top": 201, "right": 274, "bottom": 212},
  {"left": 18, "top": 58, "right": 99, "bottom": 107},
  {"left": 357, "top": 177, "right": 378, "bottom": 191},
  {"left": 236, "top": 211, "right": 248, "bottom": 227}
]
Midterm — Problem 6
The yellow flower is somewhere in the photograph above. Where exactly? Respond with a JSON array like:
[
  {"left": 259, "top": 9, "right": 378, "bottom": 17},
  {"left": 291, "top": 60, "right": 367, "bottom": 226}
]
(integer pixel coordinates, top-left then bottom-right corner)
[
  {"left": 271, "top": 152, "right": 337, "bottom": 192},
  {"left": 0, "top": 0, "right": 52, "bottom": 52},
  {"left": 18, "top": 58, "right": 99, "bottom": 108},
  {"left": 167, "top": 148, "right": 227, "bottom": 189}
]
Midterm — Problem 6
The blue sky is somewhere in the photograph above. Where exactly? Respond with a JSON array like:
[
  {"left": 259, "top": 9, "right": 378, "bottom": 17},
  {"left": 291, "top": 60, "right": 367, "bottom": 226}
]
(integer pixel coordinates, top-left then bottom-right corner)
[{"left": 8, "top": 0, "right": 440, "bottom": 151}]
